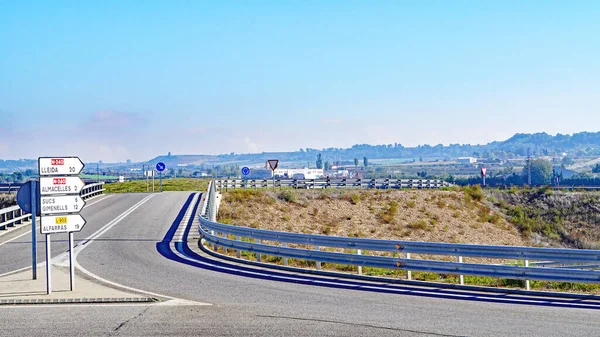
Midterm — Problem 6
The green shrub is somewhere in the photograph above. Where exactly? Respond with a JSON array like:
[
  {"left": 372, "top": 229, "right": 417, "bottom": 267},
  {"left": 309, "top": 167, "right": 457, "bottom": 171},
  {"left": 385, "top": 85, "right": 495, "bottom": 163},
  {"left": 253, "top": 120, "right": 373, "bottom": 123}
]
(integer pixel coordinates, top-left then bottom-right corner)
[
  {"left": 406, "top": 200, "right": 416, "bottom": 208},
  {"left": 408, "top": 219, "right": 428, "bottom": 230},
  {"left": 278, "top": 190, "right": 297, "bottom": 203},
  {"left": 464, "top": 185, "right": 484, "bottom": 202}
]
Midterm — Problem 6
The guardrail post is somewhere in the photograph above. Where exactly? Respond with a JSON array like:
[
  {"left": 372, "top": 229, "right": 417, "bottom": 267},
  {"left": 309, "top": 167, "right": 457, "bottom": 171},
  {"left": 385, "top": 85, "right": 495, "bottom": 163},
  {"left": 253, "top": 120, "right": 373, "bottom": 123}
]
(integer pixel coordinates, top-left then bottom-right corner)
[
  {"left": 458, "top": 256, "right": 464, "bottom": 285},
  {"left": 315, "top": 246, "right": 321, "bottom": 270},
  {"left": 7, "top": 210, "right": 14, "bottom": 227},
  {"left": 236, "top": 236, "right": 241, "bottom": 258},
  {"left": 211, "top": 230, "right": 218, "bottom": 251},
  {"left": 406, "top": 253, "right": 412, "bottom": 280},
  {"left": 357, "top": 249, "right": 362, "bottom": 275},
  {"left": 525, "top": 260, "right": 530, "bottom": 290},
  {"left": 282, "top": 242, "right": 288, "bottom": 266},
  {"left": 256, "top": 239, "right": 261, "bottom": 262}
]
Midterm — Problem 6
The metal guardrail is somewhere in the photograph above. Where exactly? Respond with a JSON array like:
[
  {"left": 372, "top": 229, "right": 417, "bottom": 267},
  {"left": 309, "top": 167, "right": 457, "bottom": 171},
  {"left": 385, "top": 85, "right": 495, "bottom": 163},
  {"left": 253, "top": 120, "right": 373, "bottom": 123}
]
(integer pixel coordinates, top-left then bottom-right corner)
[
  {"left": 199, "top": 180, "right": 600, "bottom": 286},
  {"left": 215, "top": 178, "right": 451, "bottom": 191},
  {"left": 0, "top": 183, "right": 24, "bottom": 194},
  {"left": 0, "top": 182, "right": 105, "bottom": 231}
]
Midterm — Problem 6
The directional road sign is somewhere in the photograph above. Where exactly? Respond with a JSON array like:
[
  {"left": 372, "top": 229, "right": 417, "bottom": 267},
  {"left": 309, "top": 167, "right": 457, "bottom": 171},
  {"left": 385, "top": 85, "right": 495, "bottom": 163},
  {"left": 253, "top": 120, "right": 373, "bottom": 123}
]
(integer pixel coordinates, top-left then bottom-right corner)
[
  {"left": 40, "top": 195, "right": 86, "bottom": 215},
  {"left": 38, "top": 157, "right": 84, "bottom": 176},
  {"left": 156, "top": 162, "right": 166, "bottom": 172},
  {"left": 40, "top": 177, "right": 85, "bottom": 195},
  {"left": 241, "top": 167, "right": 250, "bottom": 176},
  {"left": 41, "top": 214, "right": 86, "bottom": 234}
]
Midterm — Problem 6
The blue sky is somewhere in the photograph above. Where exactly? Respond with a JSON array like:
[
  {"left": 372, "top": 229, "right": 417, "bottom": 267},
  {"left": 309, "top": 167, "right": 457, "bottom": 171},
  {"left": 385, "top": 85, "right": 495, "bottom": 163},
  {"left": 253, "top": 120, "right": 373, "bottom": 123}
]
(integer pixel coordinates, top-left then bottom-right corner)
[{"left": 1, "top": 1, "right": 599, "bottom": 162}]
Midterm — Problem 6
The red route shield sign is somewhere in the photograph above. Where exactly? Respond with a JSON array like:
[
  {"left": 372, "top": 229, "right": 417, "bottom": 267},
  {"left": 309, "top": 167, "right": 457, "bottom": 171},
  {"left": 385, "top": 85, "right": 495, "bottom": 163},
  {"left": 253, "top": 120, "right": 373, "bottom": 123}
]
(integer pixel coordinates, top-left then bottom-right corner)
[
  {"left": 481, "top": 167, "right": 487, "bottom": 176},
  {"left": 267, "top": 160, "right": 279, "bottom": 171}
]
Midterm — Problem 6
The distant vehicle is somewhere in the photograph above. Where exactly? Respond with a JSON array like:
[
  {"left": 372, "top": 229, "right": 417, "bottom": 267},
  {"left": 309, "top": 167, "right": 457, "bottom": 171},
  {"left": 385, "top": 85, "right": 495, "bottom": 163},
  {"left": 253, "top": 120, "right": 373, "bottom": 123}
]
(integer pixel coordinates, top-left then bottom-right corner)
[{"left": 292, "top": 173, "right": 305, "bottom": 179}]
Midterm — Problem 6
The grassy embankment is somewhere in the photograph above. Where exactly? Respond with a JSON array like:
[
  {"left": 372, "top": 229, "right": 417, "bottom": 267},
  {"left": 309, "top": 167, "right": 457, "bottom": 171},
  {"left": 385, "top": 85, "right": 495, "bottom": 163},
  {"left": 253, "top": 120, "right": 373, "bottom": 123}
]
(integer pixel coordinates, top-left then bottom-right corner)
[
  {"left": 104, "top": 178, "right": 209, "bottom": 193},
  {"left": 214, "top": 186, "right": 600, "bottom": 293}
]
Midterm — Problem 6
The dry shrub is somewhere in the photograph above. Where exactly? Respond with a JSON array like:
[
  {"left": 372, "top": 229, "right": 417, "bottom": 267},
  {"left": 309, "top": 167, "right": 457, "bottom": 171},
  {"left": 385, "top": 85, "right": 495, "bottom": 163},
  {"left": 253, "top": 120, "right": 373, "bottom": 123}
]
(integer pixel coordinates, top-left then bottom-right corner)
[{"left": 408, "top": 219, "right": 428, "bottom": 230}]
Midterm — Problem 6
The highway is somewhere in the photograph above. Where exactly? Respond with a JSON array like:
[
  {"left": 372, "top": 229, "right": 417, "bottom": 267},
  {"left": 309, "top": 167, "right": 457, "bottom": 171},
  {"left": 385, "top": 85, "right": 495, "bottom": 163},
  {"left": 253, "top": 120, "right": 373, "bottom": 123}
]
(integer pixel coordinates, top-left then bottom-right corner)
[{"left": 1, "top": 192, "right": 599, "bottom": 336}]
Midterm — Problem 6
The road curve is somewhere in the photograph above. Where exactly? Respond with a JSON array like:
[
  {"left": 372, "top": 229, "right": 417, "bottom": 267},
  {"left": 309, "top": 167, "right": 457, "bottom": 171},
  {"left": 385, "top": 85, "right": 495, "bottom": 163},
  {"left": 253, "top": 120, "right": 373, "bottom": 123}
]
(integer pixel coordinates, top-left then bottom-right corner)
[{"left": 1, "top": 191, "right": 599, "bottom": 336}]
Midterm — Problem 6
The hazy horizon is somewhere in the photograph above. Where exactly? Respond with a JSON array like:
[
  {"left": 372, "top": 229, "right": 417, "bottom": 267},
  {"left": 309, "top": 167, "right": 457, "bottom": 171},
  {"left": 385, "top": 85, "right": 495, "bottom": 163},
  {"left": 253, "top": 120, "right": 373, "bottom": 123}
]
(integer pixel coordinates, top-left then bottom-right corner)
[{"left": 2, "top": 1, "right": 599, "bottom": 163}]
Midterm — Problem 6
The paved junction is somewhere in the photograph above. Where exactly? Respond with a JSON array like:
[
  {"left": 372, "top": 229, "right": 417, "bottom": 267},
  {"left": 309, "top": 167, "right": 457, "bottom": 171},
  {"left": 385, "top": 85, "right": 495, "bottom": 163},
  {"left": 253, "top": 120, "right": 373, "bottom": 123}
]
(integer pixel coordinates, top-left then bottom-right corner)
[{"left": 0, "top": 192, "right": 598, "bottom": 336}]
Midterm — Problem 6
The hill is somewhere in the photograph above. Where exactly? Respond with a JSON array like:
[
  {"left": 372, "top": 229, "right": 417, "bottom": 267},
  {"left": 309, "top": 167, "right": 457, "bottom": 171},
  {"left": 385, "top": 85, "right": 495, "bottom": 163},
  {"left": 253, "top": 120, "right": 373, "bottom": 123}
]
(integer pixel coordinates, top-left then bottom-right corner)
[{"left": 151, "top": 131, "right": 600, "bottom": 167}]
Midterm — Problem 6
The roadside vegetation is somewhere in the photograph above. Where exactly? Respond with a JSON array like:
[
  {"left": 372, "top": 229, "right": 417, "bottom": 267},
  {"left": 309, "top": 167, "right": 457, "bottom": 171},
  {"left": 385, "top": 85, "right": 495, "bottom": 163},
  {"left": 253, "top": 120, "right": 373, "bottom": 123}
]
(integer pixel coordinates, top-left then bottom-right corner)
[
  {"left": 104, "top": 178, "right": 209, "bottom": 193},
  {"left": 214, "top": 186, "right": 600, "bottom": 294},
  {"left": 0, "top": 194, "right": 16, "bottom": 209}
]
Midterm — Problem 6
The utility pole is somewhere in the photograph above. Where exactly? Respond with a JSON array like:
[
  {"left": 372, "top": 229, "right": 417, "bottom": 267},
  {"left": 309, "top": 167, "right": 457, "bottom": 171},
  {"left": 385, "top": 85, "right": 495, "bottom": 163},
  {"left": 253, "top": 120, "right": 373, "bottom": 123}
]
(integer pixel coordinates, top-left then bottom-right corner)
[{"left": 527, "top": 147, "right": 532, "bottom": 186}]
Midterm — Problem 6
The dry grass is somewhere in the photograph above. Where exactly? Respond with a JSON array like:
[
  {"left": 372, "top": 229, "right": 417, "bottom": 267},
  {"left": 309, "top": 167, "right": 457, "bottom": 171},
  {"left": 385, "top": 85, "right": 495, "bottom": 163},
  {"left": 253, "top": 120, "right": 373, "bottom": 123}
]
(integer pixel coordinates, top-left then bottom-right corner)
[{"left": 217, "top": 189, "right": 528, "bottom": 247}]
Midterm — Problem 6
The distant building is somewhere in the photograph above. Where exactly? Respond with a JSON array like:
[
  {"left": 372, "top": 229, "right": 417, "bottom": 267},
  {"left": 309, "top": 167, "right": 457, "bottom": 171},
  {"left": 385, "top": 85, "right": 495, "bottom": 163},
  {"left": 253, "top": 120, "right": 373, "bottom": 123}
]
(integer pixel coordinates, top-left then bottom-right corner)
[
  {"left": 327, "top": 169, "right": 349, "bottom": 178},
  {"left": 273, "top": 168, "right": 324, "bottom": 179},
  {"left": 457, "top": 157, "right": 477, "bottom": 164}
]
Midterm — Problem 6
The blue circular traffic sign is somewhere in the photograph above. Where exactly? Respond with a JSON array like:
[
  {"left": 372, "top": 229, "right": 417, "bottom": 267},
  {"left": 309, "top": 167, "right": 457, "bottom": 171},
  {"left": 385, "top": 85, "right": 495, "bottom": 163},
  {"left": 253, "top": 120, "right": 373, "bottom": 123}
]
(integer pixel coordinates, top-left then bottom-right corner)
[
  {"left": 241, "top": 167, "right": 250, "bottom": 176},
  {"left": 156, "top": 162, "right": 166, "bottom": 172},
  {"left": 17, "top": 181, "right": 40, "bottom": 216}
]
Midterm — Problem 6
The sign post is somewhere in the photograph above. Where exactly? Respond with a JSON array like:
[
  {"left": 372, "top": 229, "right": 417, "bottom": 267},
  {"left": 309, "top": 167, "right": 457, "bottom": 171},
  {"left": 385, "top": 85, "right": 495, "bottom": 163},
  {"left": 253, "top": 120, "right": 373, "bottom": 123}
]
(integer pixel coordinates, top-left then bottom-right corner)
[
  {"left": 17, "top": 181, "right": 40, "bottom": 279},
  {"left": 156, "top": 162, "right": 166, "bottom": 192},
  {"left": 38, "top": 156, "right": 86, "bottom": 294},
  {"left": 267, "top": 160, "right": 279, "bottom": 191},
  {"left": 481, "top": 167, "right": 487, "bottom": 187},
  {"left": 31, "top": 180, "right": 37, "bottom": 280}
]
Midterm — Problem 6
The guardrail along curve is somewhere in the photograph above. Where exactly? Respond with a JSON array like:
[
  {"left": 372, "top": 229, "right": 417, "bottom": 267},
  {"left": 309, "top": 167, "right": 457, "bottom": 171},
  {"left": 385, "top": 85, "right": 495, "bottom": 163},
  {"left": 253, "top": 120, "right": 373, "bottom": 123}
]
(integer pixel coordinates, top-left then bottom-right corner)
[{"left": 198, "top": 180, "right": 600, "bottom": 287}]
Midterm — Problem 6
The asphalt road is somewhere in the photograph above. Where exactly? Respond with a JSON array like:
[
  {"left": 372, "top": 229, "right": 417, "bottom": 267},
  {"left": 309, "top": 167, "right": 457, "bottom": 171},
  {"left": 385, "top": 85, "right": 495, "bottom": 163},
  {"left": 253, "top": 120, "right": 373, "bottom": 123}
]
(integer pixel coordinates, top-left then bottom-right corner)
[{"left": 1, "top": 192, "right": 599, "bottom": 336}]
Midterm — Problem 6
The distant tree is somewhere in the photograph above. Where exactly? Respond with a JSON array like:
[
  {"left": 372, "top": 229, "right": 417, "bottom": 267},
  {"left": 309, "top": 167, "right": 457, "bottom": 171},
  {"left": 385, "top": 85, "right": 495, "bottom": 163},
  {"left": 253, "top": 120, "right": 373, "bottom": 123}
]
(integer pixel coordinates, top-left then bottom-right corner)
[
  {"left": 561, "top": 156, "right": 575, "bottom": 166},
  {"left": 419, "top": 155, "right": 423, "bottom": 162},
  {"left": 169, "top": 168, "right": 175, "bottom": 176},
  {"left": 363, "top": 156, "right": 368, "bottom": 167},
  {"left": 12, "top": 172, "right": 23, "bottom": 182},
  {"left": 324, "top": 161, "right": 330, "bottom": 170},
  {"left": 178, "top": 168, "right": 184, "bottom": 177},
  {"left": 354, "top": 158, "right": 359, "bottom": 167},
  {"left": 524, "top": 159, "right": 552, "bottom": 185},
  {"left": 316, "top": 153, "right": 323, "bottom": 169},
  {"left": 592, "top": 164, "right": 600, "bottom": 174}
]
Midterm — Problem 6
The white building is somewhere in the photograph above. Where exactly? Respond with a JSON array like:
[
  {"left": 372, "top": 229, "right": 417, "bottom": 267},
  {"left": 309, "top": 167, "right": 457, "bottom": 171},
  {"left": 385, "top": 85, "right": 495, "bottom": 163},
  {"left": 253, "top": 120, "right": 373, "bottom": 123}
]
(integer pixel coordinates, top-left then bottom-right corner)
[
  {"left": 273, "top": 168, "right": 324, "bottom": 179},
  {"left": 457, "top": 157, "right": 477, "bottom": 164}
]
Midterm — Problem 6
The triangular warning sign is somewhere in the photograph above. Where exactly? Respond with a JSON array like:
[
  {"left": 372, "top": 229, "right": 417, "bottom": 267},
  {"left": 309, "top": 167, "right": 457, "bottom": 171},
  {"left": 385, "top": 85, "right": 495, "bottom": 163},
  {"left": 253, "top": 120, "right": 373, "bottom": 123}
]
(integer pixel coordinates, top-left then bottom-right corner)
[
  {"left": 481, "top": 167, "right": 487, "bottom": 176},
  {"left": 267, "top": 160, "right": 279, "bottom": 170}
]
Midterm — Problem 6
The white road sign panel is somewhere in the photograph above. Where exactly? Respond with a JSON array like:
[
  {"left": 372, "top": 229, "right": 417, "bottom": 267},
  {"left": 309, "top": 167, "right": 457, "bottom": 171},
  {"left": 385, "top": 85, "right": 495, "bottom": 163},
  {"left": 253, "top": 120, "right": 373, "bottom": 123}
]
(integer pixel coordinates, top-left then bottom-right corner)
[
  {"left": 38, "top": 157, "right": 84, "bottom": 176},
  {"left": 41, "top": 214, "right": 86, "bottom": 234},
  {"left": 40, "top": 195, "right": 86, "bottom": 215},
  {"left": 40, "top": 177, "right": 85, "bottom": 195}
]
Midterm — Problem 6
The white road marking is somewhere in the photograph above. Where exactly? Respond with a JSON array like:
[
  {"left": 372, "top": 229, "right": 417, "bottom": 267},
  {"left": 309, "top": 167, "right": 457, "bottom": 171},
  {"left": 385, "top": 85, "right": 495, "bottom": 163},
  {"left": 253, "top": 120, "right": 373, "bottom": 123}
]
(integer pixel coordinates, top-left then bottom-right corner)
[
  {"left": 66, "top": 193, "right": 211, "bottom": 305},
  {"left": 174, "top": 193, "right": 199, "bottom": 242}
]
